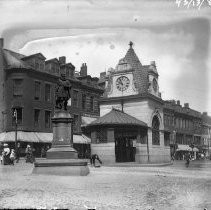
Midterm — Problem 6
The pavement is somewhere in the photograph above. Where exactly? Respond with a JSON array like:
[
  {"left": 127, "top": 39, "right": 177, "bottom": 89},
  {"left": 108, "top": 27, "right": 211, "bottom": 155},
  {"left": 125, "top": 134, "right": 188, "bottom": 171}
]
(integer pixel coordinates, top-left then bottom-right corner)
[{"left": 0, "top": 159, "right": 211, "bottom": 210}]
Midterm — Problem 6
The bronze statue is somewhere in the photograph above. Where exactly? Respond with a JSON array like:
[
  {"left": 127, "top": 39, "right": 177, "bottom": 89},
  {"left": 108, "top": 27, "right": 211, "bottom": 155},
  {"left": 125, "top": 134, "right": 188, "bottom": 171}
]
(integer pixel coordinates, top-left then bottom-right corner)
[{"left": 55, "top": 73, "right": 71, "bottom": 110}]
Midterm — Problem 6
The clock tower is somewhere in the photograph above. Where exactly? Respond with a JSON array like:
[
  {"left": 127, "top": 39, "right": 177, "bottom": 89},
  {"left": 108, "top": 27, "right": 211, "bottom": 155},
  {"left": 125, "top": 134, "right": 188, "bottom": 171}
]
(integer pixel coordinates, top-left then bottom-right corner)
[
  {"left": 106, "top": 58, "right": 138, "bottom": 98},
  {"left": 91, "top": 42, "right": 170, "bottom": 165},
  {"left": 106, "top": 42, "right": 138, "bottom": 98}
]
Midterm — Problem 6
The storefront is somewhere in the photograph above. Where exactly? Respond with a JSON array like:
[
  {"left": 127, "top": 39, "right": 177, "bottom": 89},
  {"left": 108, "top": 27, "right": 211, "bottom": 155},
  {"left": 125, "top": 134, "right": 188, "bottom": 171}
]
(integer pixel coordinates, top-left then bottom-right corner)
[{"left": 0, "top": 131, "right": 91, "bottom": 158}]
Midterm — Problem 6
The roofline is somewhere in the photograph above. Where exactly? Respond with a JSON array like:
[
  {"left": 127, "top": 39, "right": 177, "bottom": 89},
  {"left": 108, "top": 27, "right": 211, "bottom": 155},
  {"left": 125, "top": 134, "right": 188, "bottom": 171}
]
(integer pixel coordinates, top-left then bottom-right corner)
[
  {"left": 21, "top": 53, "right": 46, "bottom": 60},
  {"left": 5, "top": 67, "right": 105, "bottom": 90},
  {"left": 100, "top": 93, "right": 164, "bottom": 104},
  {"left": 86, "top": 123, "right": 147, "bottom": 128},
  {"left": 45, "top": 58, "right": 60, "bottom": 64}
]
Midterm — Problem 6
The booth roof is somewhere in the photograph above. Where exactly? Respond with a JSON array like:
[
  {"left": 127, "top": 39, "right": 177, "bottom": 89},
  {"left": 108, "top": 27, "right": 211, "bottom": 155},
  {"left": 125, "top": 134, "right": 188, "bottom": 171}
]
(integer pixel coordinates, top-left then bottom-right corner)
[
  {"left": 0, "top": 132, "right": 91, "bottom": 144},
  {"left": 87, "top": 108, "right": 147, "bottom": 127}
]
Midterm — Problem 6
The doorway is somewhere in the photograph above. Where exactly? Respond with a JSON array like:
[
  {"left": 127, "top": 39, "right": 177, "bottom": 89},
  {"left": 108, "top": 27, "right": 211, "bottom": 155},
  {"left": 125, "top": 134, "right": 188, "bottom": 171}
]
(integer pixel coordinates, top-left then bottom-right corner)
[{"left": 115, "top": 137, "right": 135, "bottom": 162}]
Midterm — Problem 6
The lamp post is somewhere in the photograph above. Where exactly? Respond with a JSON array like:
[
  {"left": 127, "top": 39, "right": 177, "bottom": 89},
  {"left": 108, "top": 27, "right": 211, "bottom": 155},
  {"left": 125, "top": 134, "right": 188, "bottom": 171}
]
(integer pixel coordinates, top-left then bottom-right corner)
[
  {"left": 13, "top": 109, "right": 18, "bottom": 153},
  {"left": 173, "top": 130, "right": 177, "bottom": 156}
]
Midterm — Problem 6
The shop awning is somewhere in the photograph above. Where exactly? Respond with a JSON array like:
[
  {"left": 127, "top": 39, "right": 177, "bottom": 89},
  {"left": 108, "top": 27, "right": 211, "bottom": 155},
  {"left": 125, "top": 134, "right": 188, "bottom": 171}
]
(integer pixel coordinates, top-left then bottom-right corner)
[
  {"left": 176, "top": 144, "right": 199, "bottom": 152},
  {"left": 0, "top": 132, "right": 91, "bottom": 144}
]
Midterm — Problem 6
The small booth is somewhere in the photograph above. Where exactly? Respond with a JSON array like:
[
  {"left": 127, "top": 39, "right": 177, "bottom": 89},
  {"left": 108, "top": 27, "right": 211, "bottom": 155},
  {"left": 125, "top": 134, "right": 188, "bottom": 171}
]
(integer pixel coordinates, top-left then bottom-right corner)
[{"left": 85, "top": 108, "right": 148, "bottom": 163}]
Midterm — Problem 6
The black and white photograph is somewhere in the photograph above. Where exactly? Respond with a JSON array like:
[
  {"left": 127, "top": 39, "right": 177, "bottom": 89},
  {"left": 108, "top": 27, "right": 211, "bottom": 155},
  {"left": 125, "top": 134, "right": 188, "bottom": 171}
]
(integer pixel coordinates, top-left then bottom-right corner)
[{"left": 0, "top": 0, "right": 211, "bottom": 209}]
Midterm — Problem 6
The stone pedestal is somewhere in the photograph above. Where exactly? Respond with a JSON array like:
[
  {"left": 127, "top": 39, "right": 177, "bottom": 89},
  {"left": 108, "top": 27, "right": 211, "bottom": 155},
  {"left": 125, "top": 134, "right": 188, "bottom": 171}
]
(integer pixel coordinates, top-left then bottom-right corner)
[{"left": 33, "top": 110, "right": 89, "bottom": 176}]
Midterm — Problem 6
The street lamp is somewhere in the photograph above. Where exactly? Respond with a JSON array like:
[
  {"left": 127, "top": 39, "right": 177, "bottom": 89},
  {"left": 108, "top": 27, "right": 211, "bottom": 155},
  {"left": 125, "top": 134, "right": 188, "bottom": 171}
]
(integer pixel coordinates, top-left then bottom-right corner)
[{"left": 13, "top": 109, "right": 18, "bottom": 153}]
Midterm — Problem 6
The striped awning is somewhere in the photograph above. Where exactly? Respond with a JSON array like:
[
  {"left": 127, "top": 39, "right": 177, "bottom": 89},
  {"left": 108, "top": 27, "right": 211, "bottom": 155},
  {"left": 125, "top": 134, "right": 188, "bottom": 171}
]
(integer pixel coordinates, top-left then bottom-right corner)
[{"left": 0, "top": 132, "right": 91, "bottom": 144}]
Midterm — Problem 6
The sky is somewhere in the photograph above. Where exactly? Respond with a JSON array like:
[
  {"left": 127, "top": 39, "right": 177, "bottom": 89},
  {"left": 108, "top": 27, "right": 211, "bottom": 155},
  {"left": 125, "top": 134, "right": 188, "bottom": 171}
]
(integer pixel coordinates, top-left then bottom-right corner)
[{"left": 0, "top": 0, "right": 211, "bottom": 114}]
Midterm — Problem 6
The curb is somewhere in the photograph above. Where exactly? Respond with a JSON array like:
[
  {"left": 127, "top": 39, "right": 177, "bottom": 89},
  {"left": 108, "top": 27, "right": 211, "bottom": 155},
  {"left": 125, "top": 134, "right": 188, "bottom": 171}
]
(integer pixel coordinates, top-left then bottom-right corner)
[{"left": 103, "top": 162, "right": 173, "bottom": 168}]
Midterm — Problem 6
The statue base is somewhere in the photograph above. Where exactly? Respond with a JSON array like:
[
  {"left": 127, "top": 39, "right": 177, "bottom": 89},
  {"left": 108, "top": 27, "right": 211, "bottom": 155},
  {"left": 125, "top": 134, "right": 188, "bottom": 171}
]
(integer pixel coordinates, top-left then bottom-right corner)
[
  {"left": 33, "top": 158, "right": 89, "bottom": 176},
  {"left": 46, "top": 145, "right": 78, "bottom": 159},
  {"left": 33, "top": 109, "right": 89, "bottom": 176}
]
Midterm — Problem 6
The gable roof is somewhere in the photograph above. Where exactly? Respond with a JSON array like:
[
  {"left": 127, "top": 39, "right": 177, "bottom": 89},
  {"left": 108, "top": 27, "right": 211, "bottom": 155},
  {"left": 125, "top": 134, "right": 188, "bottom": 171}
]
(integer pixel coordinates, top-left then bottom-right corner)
[
  {"left": 21, "top": 53, "right": 46, "bottom": 61},
  {"left": 3, "top": 49, "right": 31, "bottom": 69},
  {"left": 45, "top": 58, "right": 60, "bottom": 64},
  {"left": 87, "top": 108, "right": 147, "bottom": 127}
]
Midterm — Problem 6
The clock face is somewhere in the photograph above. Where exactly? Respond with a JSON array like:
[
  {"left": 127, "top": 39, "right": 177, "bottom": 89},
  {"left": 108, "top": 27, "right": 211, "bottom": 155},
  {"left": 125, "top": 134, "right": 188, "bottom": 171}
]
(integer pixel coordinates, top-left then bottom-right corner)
[
  {"left": 116, "top": 76, "right": 130, "bottom": 91},
  {"left": 153, "top": 79, "right": 158, "bottom": 92}
]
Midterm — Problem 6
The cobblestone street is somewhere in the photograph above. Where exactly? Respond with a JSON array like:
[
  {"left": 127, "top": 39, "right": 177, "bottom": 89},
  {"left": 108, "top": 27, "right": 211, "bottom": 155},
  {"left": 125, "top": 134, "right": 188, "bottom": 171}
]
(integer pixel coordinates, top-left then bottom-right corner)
[{"left": 0, "top": 160, "right": 211, "bottom": 210}]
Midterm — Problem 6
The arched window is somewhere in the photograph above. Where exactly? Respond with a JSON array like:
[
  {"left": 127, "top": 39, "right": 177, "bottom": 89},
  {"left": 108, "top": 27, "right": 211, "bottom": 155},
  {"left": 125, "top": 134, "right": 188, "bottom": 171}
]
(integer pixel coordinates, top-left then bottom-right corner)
[{"left": 152, "top": 116, "right": 160, "bottom": 145}]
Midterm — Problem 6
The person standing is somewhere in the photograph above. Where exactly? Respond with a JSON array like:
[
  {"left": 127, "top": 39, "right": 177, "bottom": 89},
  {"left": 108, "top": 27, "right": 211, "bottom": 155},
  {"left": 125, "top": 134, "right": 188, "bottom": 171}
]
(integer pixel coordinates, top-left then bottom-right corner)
[
  {"left": 3, "top": 143, "right": 11, "bottom": 165},
  {"left": 16, "top": 142, "right": 21, "bottom": 163},
  {"left": 185, "top": 152, "right": 191, "bottom": 168},
  {"left": 41, "top": 146, "right": 46, "bottom": 158},
  {"left": 25, "top": 145, "right": 34, "bottom": 163},
  {"left": 10, "top": 149, "right": 15, "bottom": 165}
]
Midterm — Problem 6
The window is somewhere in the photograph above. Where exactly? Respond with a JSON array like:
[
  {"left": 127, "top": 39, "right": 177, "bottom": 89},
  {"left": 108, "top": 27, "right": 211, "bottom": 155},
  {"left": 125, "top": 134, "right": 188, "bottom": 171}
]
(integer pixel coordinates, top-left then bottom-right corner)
[
  {"left": 56, "top": 67, "right": 59, "bottom": 76},
  {"left": 72, "top": 90, "right": 78, "bottom": 107},
  {"left": 45, "top": 111, "right": 51, "bottom": 128},
  {"left": 90, "top": 96, "right": 94, "bottom": 111},
  {"left": 73, "top": 115, "right": 79, "bottom": 133},
  {"left": 176, "top": 134, "right": 183, "bottom": 144},
  {"left": 34, "top": 109, "right": 40, "bottom": 127},
  {"left": 95, "top": 100, "right": 100, "bottom": 113},
  {"left": 13, "top": 79, "right": 23, "bottom": 96},
  {"left": 82, "top": 94, "right": 86, "bottom": 110},
  {"left": 35, "top": 61, "right": 39, "bottom": 70},
  {"left": 45, "top": 84, "right": 51, "bottom": 102},
  {"left": 152, "top": 116, "right": 160, "bottom": 145},
  {"left": 40, "top": 63, "right": 45, "bottom": 71},
  {"left": 96, "top": 128, "right": 107, "bottom": 143},
  {"left": 34, "top": 81, "right": 41, "bottom": 100},
  {"left": 12, "top": 107, "right": 23, "bottom": 125},
  {"left": 51, "top": 64, "right": 55, "bottom": 74},
  {"left": 164, "top": 132, "right": 170, "bottom": 146}
]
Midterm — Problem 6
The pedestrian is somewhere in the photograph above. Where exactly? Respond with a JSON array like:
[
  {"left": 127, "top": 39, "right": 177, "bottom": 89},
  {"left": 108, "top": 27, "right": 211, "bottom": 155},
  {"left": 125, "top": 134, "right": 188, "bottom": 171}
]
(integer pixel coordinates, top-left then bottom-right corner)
[
  {"left": 25, "top": 145, "right": 34, "bottom": 163},
  {"left": 0, "top": 151, "right": 3, "bottom": 164},
  {"left": 2, "top": 143, "right": 11, "bottom": 165},
  {"left": 10, "top": 149, "right": 15, "bottom": 165},
  {"left": 41, "top": 146, "right": 46, "bottom": 158},
  {"left": 90, "top": 154, "right": 102, "bottom": 167},
  {"left": 171, "top": 153, "right": 175, "bottom": 161},
  {"left": 16, "top": 142, "right": 21, "bottom": 163},
  {"left": 185, "top": 151, "right": 191, "bottom": 168}
]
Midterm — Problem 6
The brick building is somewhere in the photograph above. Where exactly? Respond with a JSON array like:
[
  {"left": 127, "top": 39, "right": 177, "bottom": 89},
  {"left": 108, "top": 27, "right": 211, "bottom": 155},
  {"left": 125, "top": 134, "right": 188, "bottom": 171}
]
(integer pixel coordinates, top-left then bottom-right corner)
[
  {"left": 163, "top": 100, "right": 210, "bottom": 159},
  {"left": 0, "top": 38, "right": 103, "bottom": 157}
]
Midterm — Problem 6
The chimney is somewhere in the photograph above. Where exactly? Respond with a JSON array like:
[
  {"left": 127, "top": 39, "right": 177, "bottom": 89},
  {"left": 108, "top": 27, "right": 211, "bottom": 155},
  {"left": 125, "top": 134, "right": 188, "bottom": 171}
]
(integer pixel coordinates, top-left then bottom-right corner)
[
  {"left": 59, "top": 56, "right": 66, "bottom": 65},
  {"left": 80, "top": 63, "right": 87, "bottom": 77},
  {"left": 177, "top": 100, "right": 180, "bottom": 105},
  {"left": 150, "top": 61, "right": 156, "bottom": 67},
  {"left": 100, "top": 72, "right": 106, "bottom": 79},
  {"left": 184, "top": 103, "right": 189, "bottom": 108},
  {"left": 0, "top": 38, "right": 3, "bottom": 48}
]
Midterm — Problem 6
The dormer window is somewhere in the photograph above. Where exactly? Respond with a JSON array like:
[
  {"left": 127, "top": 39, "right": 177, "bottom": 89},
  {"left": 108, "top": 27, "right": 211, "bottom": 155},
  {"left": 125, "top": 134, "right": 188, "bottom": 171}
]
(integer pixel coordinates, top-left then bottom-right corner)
[{"left": 152, "top": 78, "right": 158, "bottom": 92}]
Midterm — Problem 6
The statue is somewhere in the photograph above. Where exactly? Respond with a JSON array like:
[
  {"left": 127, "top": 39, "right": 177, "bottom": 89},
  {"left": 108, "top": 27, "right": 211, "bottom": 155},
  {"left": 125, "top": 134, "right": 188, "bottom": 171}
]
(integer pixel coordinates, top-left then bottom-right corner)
[{"left": 55, "top": 73, "right": 71, "bottom": 110}]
